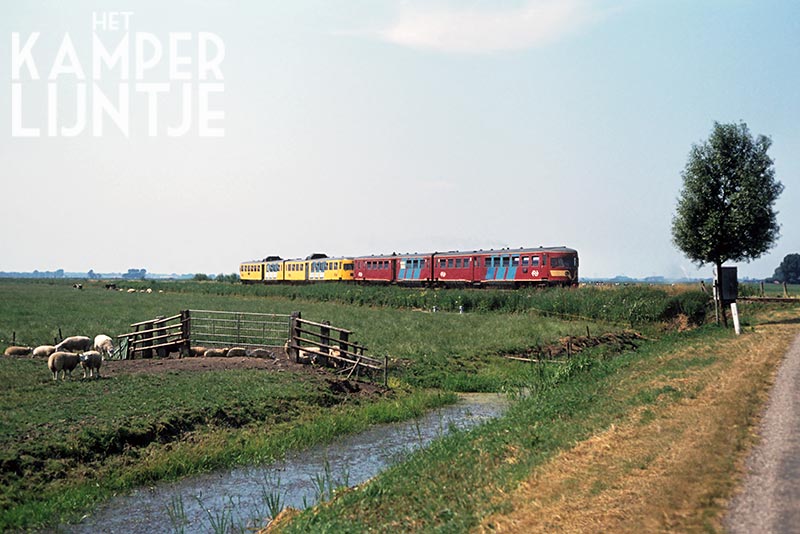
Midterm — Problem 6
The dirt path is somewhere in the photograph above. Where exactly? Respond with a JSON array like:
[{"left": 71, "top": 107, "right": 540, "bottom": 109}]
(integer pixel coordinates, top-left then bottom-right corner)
[
  {"left": 725, "top": 332, "right": 800, "bottom": 533},
  {"left": 477, "top": 314, "right": 800, "bottom": 533}
]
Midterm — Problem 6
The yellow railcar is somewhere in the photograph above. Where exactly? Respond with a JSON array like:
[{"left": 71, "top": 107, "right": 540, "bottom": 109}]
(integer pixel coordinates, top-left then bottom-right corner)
[
  {"left": 283, "top": 259, "right": 309, "bottom": 282},
  {"left": 322, "top": 258, "right": 355, "bottom": 281},
  {"left": 239, "top": 261, "right": 264, "bottom": 283},
  {"left": 263, "top": 258, "right": 285, "bottom": 282}
]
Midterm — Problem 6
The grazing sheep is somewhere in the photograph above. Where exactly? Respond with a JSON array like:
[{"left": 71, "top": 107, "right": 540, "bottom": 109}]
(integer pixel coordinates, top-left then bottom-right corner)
[
  {"left": 226, "top": 347, "right": 248, "bottom": 357},
  {"left": 146, "top": 288, "right": 153, "bottom": 294},
  {"left": 48, "top": 351, "right": 80, "bottom": 380},
  {"left": 204, "top": 348, "right": 228, "bottom": 357},
  {"left": 93, "top": 335, "right": 114, "bottom": 358},
  {"left": 72, "top": 283, "right": 83, "bottom": 290},
  {"left": 4, "top": 346, "right": 33, "bottom": 357},
  {"left": 33, "top": 345, "right": 56, "bottom": 359},
  {"left": 189, "top": 346, "right": 208, "bottom": 357},
  {"left": 79, "top": 350, "right": 102, "bottom": 379},
  {"left": 127, "top": 288, "right": 136, "bottom": 293},
  {"left": 55, "top": 336, "right": 93, "bottom": 353},
  {"left": 246, "top": 348, "right": 275, "bottom": 359}
]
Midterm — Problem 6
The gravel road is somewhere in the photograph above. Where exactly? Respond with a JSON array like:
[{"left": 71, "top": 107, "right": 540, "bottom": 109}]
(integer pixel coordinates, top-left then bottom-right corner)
[{"left": 726, "top": 332, "right": 800, "bottom": 533}]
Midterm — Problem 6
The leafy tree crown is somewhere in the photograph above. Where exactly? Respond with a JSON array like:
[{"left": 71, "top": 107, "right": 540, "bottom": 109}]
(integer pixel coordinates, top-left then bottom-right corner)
[{"left": 672, "top": 121, "right": 784, "bottom": 268}]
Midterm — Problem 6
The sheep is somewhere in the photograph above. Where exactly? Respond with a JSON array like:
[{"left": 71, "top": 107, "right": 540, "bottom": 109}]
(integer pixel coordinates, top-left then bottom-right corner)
[
  {"left": 79, "top": 350, "right": 102, "bottom": 379},
  {"left": 226, "top": 347, "right": 248, "bottom": 357},
  {"left": 4, "top": 346, "right": 33, "bottom": 357},
  {"left": 48, "top": 351, "right": 80, "bottom": 380},
  {"left": 247, "top": 348, "right": 275, "bottom": 359},
  {"left": 93, "top": 335, "right": 114, "bottom": 358},
  {"left": 127, "top": 288, "right": 136, "bottom": 293},
  {"left": 33, "top": 345, "right": 56, "bottom": 359},
  {"left": 204, "top": 348, "right": 228, "bottom": 357},
  {"left": 189, "top": 346, "right": 208, "bottom": 357},
  {"left": 55, "top": 336, "right": 93, "bottom": 353}
]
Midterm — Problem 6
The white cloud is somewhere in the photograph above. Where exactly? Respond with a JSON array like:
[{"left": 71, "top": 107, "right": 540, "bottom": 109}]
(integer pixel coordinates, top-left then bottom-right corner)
[{"left": 375, "top": 0, "right": 605, "bottom": 54}]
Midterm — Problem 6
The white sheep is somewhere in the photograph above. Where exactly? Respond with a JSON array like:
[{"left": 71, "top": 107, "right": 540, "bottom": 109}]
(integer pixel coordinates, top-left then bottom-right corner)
[
  {"left": 93, "top": 335, "right": 114, "bottom": 358},
  {"left": 226, "top": 347, "right": 248, "bottom": 357},
  {"left": 48, "top": 351, "right": 80, "bottom": 380},
  {"left": 55, "top": 336, "right": 93, "bottom": 353},
  {"left": 204, "top": 348, "right": 229, "bottom": 357},
  {"left": 4, "top": 346, "right": 32, "bottom": 357},
  {"left": 79, "top": 351, "right": 103, "bottom": 379},
  {"left": 33, "top": 345, "right": 56, "bottom": 359}
]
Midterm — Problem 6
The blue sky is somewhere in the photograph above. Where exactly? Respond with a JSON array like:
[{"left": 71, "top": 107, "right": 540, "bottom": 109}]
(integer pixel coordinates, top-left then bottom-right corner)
[{"left": 1, "top": 0, "right": 798, "bottom": 278}]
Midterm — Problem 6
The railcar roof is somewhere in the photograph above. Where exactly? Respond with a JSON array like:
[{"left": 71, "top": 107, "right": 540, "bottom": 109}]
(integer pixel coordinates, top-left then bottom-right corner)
[
  {"left": 435, "top": 247, "right": 578, "bottom": 256},
  {"left": 354, "top": 247, "right": 577, "bottom": 260}
]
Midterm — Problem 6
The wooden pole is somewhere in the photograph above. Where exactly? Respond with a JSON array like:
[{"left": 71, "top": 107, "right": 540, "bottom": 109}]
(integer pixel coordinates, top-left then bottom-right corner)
[
  {"left": 290, "top": 311, "right": 301, "bottom": 362},
  {"left": 383, "top": 355, "right": 388, "bottom": 389},
  {"left": 784, "top": 282, "right": 789, "bottom": 298}
]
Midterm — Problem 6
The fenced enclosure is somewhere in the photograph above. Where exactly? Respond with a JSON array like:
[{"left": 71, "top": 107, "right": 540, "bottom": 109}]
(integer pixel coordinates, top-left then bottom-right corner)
[
  {"left": 188, "top": 309, "right": 292, "bottom": 349},
  {"left": 116, "top": 310, "right": 292, "bottom": 359},
  {"left": 114, "top": 310, "right": 386, "bottom": 384}
]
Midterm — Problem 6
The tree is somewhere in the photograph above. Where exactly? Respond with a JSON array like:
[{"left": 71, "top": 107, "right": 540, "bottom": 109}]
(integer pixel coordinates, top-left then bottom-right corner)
[
  {"left": 771, "top": 253, "right": 800, "bottom": 284},
  {"left": 672, "top": 122, "right": 784, "bottom": 320}
]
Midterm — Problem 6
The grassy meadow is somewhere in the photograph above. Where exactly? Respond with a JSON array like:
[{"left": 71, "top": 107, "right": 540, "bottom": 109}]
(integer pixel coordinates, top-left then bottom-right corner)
[{"left": 0, "top": 278, "right": 748, "bottom": 531}]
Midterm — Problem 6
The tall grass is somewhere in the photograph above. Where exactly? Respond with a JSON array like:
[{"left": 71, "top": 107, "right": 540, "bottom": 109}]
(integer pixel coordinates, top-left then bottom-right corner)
[{"left": 110, "top": 280, "right": 710, "bottom": 325}]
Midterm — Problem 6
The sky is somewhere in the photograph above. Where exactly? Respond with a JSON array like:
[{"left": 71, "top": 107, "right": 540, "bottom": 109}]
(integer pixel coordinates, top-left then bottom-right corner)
[{"left": 1, "top": 0, "right": 798, "bottom": 279}]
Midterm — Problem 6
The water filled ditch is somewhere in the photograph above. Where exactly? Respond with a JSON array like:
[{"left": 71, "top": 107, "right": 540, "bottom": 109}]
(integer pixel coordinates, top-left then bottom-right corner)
[{"left": 66, "top": 393, "right": 508, "bottom": 533}]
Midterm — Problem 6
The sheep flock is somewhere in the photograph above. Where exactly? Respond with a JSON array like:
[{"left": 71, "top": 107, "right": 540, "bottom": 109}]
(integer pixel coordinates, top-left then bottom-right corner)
[{"left": 4, "top": 334, "right": 114, "bottom": 381}]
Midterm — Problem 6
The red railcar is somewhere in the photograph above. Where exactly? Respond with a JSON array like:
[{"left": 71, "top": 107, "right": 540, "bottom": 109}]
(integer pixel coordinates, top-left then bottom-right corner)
[
  {"left": 354, "top": 247, "right": 578, "bottom": 287},
  {"left": 434, "top": 247, "right": 578, "bottom": 287},
  {"left": 353, "top": 255, "right": 395, "bottom": 283},
  {"left": 354, "top": 253, "right": 435, "bottom": 285}
]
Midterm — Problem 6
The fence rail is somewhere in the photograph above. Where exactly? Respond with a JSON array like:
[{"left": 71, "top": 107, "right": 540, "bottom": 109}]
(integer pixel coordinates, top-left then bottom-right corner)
[{"left": 188, "top": 309, "right": 292, "bottom": 348}]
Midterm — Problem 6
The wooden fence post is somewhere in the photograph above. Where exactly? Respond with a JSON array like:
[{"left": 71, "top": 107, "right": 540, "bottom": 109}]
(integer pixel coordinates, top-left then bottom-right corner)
[
  {"left": 784, "top": 282, "right": 789, "bottom": 298},
  {"left": 289, "top": 311, "right": 301, "bottom": 361},
  {"left": 154, "top": 316, "right": 168, "bottom": 358},
  {"left": 383, "top": 355, "right": 388, "bottom": 389},
  {"left": 180, "top": 310, "right": 191, "bottom": 356}
]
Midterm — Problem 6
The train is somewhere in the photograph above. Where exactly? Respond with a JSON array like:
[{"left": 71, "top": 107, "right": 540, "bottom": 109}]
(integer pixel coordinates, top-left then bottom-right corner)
[{"left": 240, "top": 246, "right": 579, "bottom": 288}]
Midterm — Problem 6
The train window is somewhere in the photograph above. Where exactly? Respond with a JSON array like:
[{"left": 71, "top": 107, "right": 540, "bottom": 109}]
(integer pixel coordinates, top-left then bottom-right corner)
[
  {"left": 531, "top": 256, "right": 540, "bottom": 267},
  {"left": 455, "top": 258, "right": 462, "bottom": 268},
  {"left": 501, "top": 256, "right": 509, "bottom": 268},
  {"left": 464, "top": 258, "right": 470, "bottom": 268},
  {"left": 345, "top": 263, "right": 353, "bottom": 270},
  {"left": 522, "top": 256, "right": 530, "bottom": 267},
  {"left": 447, "top": 259, "right": 454, "bottom": 268},
  {"left": 511, "top": 255, "right": 520, "bottom": 267},
  {"left": 542, "top": 255, "right": 547, "bottom": 266},
  {"left": 439, "top": 259, "right": 446, "bottom": 268}
]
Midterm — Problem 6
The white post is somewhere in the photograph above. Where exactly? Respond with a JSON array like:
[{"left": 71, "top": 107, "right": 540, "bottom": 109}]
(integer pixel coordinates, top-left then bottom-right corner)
[{"left": 730, "top": 303, "right": 741, "bottom": 335}]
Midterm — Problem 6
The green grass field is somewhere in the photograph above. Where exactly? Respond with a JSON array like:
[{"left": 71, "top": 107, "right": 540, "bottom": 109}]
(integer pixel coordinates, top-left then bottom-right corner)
[{"left": 0, "top": 279, "right": 714, "bottom": 530}]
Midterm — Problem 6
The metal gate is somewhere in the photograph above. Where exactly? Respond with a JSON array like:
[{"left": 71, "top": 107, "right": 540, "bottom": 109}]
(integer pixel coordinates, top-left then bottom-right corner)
[{"left": 188, "top": 309, "right": 292, "bottom": 348}]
